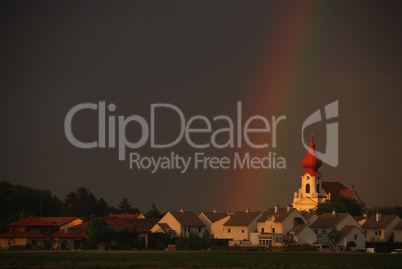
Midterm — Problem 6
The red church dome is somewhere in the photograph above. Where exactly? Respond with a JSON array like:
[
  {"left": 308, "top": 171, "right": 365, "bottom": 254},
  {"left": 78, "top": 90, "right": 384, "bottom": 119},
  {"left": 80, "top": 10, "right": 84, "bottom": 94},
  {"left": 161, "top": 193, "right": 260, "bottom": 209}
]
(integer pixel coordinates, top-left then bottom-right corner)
[{"left": 302, "top": 136, "right": 322, "bottom": 176}]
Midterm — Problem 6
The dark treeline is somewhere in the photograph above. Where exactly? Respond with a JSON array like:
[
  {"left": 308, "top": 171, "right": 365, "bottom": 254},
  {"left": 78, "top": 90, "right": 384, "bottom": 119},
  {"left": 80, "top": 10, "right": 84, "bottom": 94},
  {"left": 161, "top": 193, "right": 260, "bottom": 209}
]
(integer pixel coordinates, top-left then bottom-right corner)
[{"left": 0, "top": 181, "right": 163, "bottom": 233}]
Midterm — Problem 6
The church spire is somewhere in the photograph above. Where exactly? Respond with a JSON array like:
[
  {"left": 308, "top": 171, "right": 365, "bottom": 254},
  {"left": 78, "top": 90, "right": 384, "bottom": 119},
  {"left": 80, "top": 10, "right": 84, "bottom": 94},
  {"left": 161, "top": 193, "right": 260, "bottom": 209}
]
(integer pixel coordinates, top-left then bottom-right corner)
[{"left": 301, "top": 134, "right": 322, "bottom": 176}]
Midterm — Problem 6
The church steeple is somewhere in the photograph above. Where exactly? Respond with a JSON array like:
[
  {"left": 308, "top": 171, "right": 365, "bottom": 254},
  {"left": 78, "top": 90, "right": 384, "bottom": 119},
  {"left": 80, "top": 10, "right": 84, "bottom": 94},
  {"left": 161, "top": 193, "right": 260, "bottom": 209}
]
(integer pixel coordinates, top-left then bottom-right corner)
[{"left": 301, "top": 135, "right": 322, "bottom": 176}]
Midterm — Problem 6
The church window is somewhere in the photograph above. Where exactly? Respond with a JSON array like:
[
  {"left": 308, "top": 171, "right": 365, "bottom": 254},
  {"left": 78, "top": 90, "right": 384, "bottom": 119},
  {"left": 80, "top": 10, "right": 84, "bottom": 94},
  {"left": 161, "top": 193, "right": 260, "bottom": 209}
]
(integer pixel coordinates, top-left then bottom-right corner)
[
  {"left": 272, "top": 228, "right": 275, "bottom": 234},
  {"left": 306, "top": 184, "right": 310, "bottom": 193},
  {"left": 316, "top": 184, "right": 319, "bottom": 193},
  {"left": 307, "top": 176, "right": 310, "bottom": 179},
  {"left": 261, "top": 228, "right": 264, "bottom": 233},
  {"left": 228, "top": 228, "right": 231, "bottom": 233},
  {"left": 354, "top": 234, "right": 357, "bottom": 240}
]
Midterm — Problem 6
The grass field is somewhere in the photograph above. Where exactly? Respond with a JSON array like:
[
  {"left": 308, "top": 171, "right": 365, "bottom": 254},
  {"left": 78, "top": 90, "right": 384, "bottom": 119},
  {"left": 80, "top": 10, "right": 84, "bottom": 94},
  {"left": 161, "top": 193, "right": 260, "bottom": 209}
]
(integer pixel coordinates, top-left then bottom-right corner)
[{"left": 0, "top": 251, "right": 401, "bottom": 269}]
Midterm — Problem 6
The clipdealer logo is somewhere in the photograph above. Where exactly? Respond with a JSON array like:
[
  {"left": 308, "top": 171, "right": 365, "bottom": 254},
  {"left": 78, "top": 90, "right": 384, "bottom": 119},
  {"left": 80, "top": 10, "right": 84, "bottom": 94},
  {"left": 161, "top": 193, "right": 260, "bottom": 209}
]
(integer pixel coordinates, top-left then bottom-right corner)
[{"left": 64, "top": 102, "right": 287, "bottom": 173}]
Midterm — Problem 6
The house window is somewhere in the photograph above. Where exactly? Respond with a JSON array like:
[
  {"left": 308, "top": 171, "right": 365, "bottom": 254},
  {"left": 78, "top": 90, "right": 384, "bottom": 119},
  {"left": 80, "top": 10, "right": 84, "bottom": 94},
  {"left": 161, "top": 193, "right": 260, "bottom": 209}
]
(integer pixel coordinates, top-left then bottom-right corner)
[
  {"left": 272, "top": 228, "right": 275, "bottom": 234},
  {"left": 315, "top": 229, "right": 318, "bottom": 234},
  {"left": 316, "top": 184, "right": 319, "bottom": 193},
  {"left": 242, "top": 230, "right": 245, "bottom": 233},
  {"left": 228, "top": 228, "right": 231, "bottom": 233},
  {"left": 364, "top": 230, "right": 367, "bottom": 235},
  {"left": 379, "top": 230, "right": 382, "bottom": 235},
  {"left": 198, "top": 228, "right": 201, "bottom": 233},
  {"left": 306, "top": 184, "right": 310, "bottom": 193},
  {"left": 261, "top": 228, "right": 264, "bottom": 233},
  {"left": 375, "top": 231, "right": 377, "bottom": 235},
  {"left": 188, "top": 228, "right": 191, "bottom": 233},
  {"left": 354, "top": 234, "right": 357, "bottom": 240},
  {"left": 32, "top": 240, "right": 39, "bottom": 246}
]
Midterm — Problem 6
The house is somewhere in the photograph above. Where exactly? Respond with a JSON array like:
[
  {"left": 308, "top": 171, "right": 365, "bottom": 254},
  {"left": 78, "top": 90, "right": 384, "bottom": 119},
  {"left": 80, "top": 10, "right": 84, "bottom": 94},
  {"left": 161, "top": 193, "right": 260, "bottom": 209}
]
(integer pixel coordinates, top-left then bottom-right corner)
[
  {"left": 199, "top": 210, "right": 230, "bottom": 233},
  {"left": 51, "top": 230, "right": 77, "bottom": 250},
  {"left": 151, "top": 210, "right": 205, "bottom": 237},
  {"left": 0, "top": 216, "right": 78, "bottom": 250},
  {"left": 108, "top": 213, "right": 145, "bottom": 219},
  {"left": 221, "top": 210, "right": 262, "bottom": 241},
  {"left": 392, "top": 220, "right": 402, "bottom": 243},
  {"left": 68, "top": 222, "right": 87, "bottom": 249},
  {"left": 288, "top": 224, "right": 317, "bottom": 245},
  {"left": 362, "top": 213, "right": 401, "bottom": 242},
  {"left": 310, "top": 211, "right": 361, "bottom": 248},
  {"left": 210, "top": 214, "right": 231, "bottom": 239},
  {"left": 338, "top": 225, "right": 365, "bottom": 251},
  {"left": 255, "top": 205, "right": 309, "bottom": 246}
]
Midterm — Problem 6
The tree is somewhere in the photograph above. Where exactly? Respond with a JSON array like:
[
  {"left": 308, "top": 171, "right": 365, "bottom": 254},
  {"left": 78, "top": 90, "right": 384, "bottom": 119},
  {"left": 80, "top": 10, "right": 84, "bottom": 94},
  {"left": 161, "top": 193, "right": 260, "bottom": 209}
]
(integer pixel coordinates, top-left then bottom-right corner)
[
  {"left": 118, "top": 198, "right": 132, "bottom": 213},
  {"left": 282, "top": 231, "right": 296, "bottom": 247},
  {"left": 118, "top": 198, "right": 140, "bottom": 214},
  {"left": 85, "top": 218, "right": 112, "bottom": 248},
  {"left": 110, "top": 227, "right": 139, "bottom": 250},
  {"left": 145, "top": 202, "right": 163, "bottom": 218},
  {"left": 315, "top": 196, "right": 364, "bottom": 216},
  {"left": 365, "top": 206, "right": 402, "bottom": 219},
  {"left": 61, "top": 187, "right": 99, "bottom": 219},
  {"left": 95, "top": 198, "right": 110, "bottom": 217},
  {"left": 346, "top": 241, "right": 356, "bottom": 251},
  {"left": 328, "top": 228, "right": 341, "bottom": 251}
]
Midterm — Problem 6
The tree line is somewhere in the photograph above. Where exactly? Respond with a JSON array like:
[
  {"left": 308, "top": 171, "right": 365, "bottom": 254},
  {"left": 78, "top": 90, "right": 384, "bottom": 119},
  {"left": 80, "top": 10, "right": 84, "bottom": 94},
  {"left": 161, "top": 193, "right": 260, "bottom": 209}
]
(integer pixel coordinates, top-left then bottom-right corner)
[{"left": 0, "top": 181, "right": 163, "bottom": 233}]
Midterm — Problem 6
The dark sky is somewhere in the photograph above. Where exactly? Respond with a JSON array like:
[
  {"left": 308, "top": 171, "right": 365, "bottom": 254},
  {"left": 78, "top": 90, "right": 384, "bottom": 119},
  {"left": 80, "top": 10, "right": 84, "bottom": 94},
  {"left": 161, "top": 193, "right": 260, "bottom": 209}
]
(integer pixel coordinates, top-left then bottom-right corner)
[{"left": 1, "top": 1, "right": 401, "bottom": 213}]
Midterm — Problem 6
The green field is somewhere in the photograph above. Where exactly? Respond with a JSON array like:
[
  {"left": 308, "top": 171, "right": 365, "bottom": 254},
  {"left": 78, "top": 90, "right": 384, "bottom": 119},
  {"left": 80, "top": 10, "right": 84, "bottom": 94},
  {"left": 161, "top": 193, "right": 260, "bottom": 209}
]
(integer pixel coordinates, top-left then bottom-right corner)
[{"left": 0, "top": 251, "right": 401, "bottom": 269}]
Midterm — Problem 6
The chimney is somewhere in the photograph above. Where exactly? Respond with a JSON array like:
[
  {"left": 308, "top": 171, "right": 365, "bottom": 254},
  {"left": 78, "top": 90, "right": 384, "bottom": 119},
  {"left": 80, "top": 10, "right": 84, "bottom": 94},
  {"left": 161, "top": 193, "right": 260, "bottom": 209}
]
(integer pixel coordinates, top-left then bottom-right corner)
[
  {"left": 287, "top": 205, "right": 292, "bottom": 212},
  {"left": 332, "top": 209, "right": 336, "bottom": 216},
  {"left": 246, "top": 207, "right": 249, "bottom": 213},
  {"left": 180, "top": 208, "right": 184, "bottom": 213},
  {"left": 274, "top": 205, "right": 279, "bottom": 213},
  {"left": 376, "top": 213, "right": 381, "bottom": 222}
]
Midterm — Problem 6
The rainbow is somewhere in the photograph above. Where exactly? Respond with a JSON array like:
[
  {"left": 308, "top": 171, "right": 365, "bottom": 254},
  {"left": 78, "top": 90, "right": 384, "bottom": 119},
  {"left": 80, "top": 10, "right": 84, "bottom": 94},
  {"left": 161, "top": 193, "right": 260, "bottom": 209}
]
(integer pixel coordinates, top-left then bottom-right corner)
[{"left": 219, "top": 3, "right": 332, "bottom": 211}]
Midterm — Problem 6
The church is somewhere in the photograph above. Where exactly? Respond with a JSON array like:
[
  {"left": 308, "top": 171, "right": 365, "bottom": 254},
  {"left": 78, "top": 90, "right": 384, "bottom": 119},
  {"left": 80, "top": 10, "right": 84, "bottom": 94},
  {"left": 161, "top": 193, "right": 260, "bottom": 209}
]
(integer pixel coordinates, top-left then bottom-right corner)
[{"left": 292, "top": 136, "right": 364, "bottom": 212}]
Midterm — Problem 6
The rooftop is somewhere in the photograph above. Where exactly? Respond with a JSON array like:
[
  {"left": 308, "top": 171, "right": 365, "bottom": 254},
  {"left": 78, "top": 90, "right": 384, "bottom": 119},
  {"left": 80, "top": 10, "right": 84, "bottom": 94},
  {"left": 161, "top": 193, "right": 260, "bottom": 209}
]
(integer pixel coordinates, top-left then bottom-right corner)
[
  {"left": 223, "top": 211, "right": 261, "bottom": 227},
  {"left": 362, "top": 215, "right": 400, "bottom": 229}
]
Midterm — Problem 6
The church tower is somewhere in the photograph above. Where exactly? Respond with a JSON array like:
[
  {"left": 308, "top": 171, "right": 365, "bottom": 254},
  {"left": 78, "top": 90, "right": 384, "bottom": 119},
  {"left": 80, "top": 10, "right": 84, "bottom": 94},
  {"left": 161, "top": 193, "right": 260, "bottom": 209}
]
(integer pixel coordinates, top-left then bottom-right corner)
[{"left": 292, "top": 136, "right": 330, "bottom": 212}]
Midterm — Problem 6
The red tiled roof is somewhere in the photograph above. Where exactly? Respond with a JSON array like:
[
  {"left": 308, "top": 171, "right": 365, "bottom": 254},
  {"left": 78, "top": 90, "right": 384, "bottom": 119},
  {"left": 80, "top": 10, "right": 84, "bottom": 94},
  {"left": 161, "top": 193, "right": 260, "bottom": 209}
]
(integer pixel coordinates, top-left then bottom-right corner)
[
  {"left": 322, "top": 182, "right": 348, "bottom": 196},
  {"left": 51, "top": 230, "right": 77, "bottom": 238},
  {"left": 118, "top": 218, "right": 160, "bottom": 233},
  {"left": 108, "top": 213, "right": 143, "bottom": 219},
  {"left": 339, "top": 189, "right": 356, "bottom": 199},
  {"left": 104, "top": 218, "right": 134, "bottom": 231},
  {"left": 68, "top": 222, "right": 88, "bottom": 239},
  {"left": 0, "top": 231, "right": 47, "bottom": 238},
  {"left": 40, "top": 217, "right": 78, "bottom": 226},
  {"left": 7, "top": 216, "right": 58, "bottom": 227}
]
